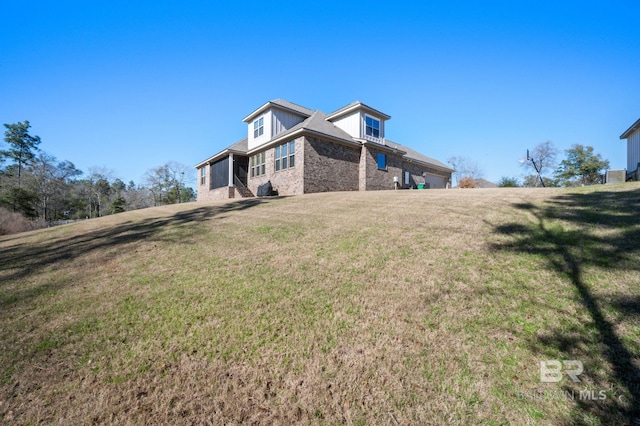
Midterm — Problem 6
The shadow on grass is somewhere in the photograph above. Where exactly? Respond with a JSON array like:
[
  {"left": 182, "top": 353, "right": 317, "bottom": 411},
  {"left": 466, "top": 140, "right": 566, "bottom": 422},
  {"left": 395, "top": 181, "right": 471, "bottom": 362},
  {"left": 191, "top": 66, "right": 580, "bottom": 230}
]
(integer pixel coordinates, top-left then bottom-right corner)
[
  {"left": 0, "top": 198, "right": 275, "bottom": 305},
  {"left": 490, "top": 187, "right": 640, "bottom": 424}
]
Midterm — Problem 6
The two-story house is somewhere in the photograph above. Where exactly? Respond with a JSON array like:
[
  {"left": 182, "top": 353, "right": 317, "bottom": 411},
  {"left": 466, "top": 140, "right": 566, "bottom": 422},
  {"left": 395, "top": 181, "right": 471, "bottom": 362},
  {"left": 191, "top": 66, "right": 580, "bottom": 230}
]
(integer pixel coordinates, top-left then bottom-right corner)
[
  {"left": 620, "top": 118, "right": 640, "bottom": 181},
  {"left": 195, "top": 99, "right": 453, "bottom": 201}
]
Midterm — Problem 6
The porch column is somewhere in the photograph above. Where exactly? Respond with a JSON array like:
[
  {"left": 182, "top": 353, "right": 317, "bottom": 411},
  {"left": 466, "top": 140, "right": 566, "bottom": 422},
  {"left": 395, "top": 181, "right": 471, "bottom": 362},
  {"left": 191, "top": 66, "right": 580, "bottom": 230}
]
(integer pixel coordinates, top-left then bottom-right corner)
[{"left": 229, "top": 153, "right": 235, "bottom": 187}]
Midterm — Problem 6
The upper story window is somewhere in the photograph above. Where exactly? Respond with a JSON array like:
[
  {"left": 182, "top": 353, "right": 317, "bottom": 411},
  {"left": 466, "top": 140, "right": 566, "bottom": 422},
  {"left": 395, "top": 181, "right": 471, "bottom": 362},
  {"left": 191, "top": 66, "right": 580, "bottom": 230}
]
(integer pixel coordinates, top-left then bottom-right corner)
[
  {"left": 366, "top": 116, "right": 380, "bottom": 139},
  {"left": 275, "top": 141, "right": 295, "bottom": 171},
  {"left": 250, "top": 152, "right": 265, "bottom": 177},
  {"left": 253, "top": 117, "right": 264, "bottom": 138},
  {"left": 200, "top": 167, "right": 206, "bottom": 185},
  {"left": 377, "top": 153, "right": 387, "bottom": 170}
]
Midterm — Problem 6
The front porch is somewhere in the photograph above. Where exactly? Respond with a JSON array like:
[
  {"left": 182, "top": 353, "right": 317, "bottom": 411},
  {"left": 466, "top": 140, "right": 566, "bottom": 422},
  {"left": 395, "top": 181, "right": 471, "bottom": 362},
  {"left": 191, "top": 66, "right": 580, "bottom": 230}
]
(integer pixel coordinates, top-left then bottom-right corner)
[{"left": 197, "top": 146, "right": 255, "bottom": 201}]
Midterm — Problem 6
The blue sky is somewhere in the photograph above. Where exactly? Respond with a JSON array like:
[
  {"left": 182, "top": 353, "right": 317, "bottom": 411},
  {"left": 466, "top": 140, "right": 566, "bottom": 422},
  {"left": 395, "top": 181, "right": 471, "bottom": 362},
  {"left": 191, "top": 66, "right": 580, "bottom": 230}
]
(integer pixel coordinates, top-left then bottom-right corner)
[{"left": 2, "top": 1, "right": 639, "bottom": 187}]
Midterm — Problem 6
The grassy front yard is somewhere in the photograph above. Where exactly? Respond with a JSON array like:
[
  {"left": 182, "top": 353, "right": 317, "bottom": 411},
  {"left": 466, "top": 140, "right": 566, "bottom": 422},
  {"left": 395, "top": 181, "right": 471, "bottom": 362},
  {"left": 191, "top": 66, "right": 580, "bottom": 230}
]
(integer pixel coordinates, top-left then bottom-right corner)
[{"left": 1, "top": 184, "right": 639, "bottom": 424}]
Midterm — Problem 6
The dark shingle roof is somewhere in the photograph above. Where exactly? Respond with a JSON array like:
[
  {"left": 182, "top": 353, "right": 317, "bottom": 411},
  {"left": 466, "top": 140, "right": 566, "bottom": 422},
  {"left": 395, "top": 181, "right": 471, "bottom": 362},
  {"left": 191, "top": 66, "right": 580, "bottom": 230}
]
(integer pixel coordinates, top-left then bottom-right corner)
[
  {"left": 228, "top": 137, "right": 248, "bottom": 152},
  {"left": 194, "top": 137, "right": 248, "bottom": 168},
  {"left": 270, "top": 99, "right": 314, "bottom": 117},
  {"left": 282, "top": 110, "right": 356, "bottom": 143},
  {"left": 326, "top": 101, "right": 391, "bottom": 121},
  {"left": 386, "top": 140, "right": 452, "bottom": 170},
  {"left": 243, "top": 110, "right": 359, "bottom": 153},
  {"left": 199, "top": 99, "right": 450, "bottom": 173},
  {"left": 243, "top": 99, "right": 313, "bottom": 123}
]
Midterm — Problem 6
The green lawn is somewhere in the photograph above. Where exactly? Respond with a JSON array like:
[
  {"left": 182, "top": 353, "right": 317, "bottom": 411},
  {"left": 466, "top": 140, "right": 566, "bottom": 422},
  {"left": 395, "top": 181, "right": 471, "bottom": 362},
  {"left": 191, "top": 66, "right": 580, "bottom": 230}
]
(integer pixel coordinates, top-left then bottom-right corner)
[{"left": 1, "top": 184, "right": 639, "bottom": 425}]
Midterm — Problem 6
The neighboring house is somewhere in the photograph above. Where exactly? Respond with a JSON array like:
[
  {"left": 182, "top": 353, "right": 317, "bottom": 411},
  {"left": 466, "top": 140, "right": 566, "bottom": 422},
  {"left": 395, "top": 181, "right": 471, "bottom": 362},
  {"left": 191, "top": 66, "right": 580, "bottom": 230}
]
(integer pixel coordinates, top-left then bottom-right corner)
[
  {"left": 620, "top": 118, "right": 640, "bottom": 181},
  {"left": 195, "top": 99, "right": 453, "bottom": 201},
  {"left": 452, "top": 178, "right": 496, "bottom": 189},
  {"left": 473, "top": 178, "right": 498, "bottom": 189}
]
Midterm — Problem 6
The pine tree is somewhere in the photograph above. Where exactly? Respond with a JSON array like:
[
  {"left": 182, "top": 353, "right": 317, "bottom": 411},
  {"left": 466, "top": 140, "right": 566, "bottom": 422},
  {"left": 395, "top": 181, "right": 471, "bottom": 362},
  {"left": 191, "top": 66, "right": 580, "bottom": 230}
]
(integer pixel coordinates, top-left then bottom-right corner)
[{"left": 2, "top": 121, "right": 41, "bottom": 187}]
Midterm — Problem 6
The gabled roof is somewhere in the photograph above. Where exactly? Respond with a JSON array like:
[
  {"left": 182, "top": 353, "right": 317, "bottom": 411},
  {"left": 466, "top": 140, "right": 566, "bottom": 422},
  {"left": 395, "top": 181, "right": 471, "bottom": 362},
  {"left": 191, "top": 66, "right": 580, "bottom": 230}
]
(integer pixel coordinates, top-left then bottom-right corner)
[
  {"left": 326, "top": 101, "right": 391, "bottom": 122},
  {"left": 227, "top": 138, "right": 248, "bottom": 152},
  {"left": 194, "top": 137, "right": 248, "bottom": 168},
  {"left": 242, "top": 99, "right": 314, "bottom": 123},
  {"left": 197, "top": 99, "right": 451, "bottom": 174},
  {"left": 620, "top": 118, "right": 640, "bottom": 139},
  {"left": 474, "top": 178, "right": 498, "bottom": 188},
  {"left": 247, "top": 110, "right": 359, "bottom": 154}
]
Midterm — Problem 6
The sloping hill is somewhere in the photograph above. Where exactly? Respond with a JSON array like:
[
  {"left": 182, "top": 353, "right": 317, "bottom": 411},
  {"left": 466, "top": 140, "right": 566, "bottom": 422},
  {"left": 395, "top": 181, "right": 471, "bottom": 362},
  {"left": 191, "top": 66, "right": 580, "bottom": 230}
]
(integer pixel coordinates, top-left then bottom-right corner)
[{"left": 1, "top": 185, "right": 639, "bottom": 425}]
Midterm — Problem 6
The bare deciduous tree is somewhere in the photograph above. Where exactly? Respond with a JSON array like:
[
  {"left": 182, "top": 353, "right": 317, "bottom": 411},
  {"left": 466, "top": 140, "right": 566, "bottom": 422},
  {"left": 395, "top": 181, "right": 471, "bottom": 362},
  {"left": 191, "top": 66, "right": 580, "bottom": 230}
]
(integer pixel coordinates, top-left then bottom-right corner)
[
  {"left": 447, "top": 156, "right": 484, "bottom": 187},
  {"left": 144, "top": 162, "right": 194, "bottom": 205},
  {"left": 520, "top": 141, "right": 558, "bottom": 187}
]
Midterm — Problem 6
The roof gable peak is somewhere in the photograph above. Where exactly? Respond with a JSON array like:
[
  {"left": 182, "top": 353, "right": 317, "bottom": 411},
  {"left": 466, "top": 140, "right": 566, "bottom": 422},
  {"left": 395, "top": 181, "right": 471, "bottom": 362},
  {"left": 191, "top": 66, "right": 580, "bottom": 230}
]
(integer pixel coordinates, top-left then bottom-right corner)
[
  {"left": 242, "top": 99, "right": 313, "bottom": 123},
  {"left": 620, "top": 117, "right": 640, "bottom": 139},
  {"left": 325, "top": 101, "right": 391, "bottom": 122}
]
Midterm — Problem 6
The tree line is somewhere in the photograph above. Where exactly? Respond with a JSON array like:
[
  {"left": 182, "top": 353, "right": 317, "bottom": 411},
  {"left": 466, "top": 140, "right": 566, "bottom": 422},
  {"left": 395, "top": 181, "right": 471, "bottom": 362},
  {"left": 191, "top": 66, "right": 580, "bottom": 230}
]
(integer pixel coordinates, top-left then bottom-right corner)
[
  {"left": 449, "top": 141, "right": 610, "bottom": 188},
  {"left": 1, "top": 121, "right": 195, "bottom": 224}
]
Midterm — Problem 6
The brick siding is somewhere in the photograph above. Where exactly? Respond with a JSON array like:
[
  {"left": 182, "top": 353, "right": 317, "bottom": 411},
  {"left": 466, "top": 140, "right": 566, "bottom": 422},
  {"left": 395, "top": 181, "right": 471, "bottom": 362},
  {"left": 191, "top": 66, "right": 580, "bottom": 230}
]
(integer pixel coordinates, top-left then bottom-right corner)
[
  {"left": 247, "top": 138, "right": 304, "bottom": 196},
  {"left": 198, "top": 136, "right": 452, "bottom": 201},
  {"left": 197, "top": 178, "right": 234, "bottom": 201},
  {"left": 303, "top": 136, "right": 360, "bottom": 193},
  {"left": 360, "top": 146, "right": 403, "bottom": 190}
]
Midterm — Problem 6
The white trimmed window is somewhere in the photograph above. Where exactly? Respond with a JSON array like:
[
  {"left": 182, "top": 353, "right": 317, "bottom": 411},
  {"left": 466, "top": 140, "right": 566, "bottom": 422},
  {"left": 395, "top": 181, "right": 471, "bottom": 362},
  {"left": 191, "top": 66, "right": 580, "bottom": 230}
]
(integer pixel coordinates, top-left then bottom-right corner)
[
  {"left": 365, "top": 116, "right": 380, "bottom": 138},
  {"left": 275, "top": 141, "right": 295, "bottom": 171},
  {"left": 200, "top": 167, "right": 206, "bottom": 185},
  {"left": 250, "top": 152, "right": 265, "bottom": 177},
  {"left": 253, "top": 117, "right": 264, "bottom": 138}
]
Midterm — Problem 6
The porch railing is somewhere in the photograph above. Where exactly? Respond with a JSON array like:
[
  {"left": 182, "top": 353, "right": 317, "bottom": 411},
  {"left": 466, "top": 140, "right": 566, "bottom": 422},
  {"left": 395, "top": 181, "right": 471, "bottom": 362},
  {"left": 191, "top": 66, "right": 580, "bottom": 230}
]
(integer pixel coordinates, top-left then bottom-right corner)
[{"left": 233, "top": 175, "right": 254, "bottom": 197}]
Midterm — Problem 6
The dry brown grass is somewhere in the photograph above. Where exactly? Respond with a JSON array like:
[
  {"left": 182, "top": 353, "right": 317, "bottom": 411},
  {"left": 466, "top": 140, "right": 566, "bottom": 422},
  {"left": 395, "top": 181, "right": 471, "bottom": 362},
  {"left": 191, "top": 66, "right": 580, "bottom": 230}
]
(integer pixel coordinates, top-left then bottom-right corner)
[{"left": 1, "top": 184, "right": 639, "bottom": 425}]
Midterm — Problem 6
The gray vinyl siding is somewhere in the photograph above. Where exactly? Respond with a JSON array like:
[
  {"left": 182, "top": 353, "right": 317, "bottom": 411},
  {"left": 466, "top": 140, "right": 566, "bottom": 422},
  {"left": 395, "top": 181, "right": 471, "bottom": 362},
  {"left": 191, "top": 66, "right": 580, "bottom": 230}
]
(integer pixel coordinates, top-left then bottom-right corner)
[
  {"left": 331, "top": 111, "right": 362, "bottom": 139},
  {"left": 248, "top": 111, "right": 271, "bottom": 151},
  {"left": 333, "top": 111, "right": 387, "bottom": 142},
  {"left": 628, "top": 129, "right": 640, "bottom": 172},
  {"left": 272, "top": 108, "right": 306, "bottom": 138}
]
